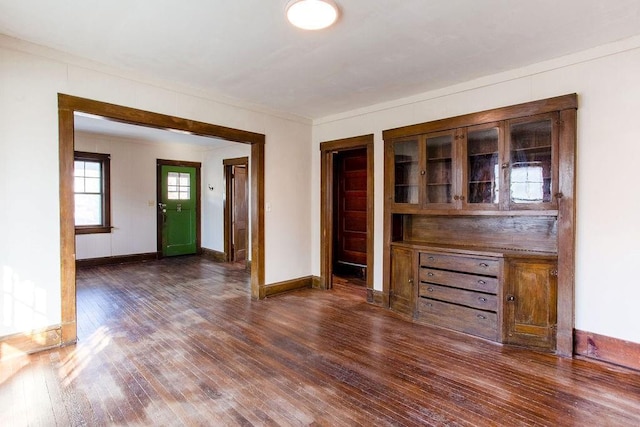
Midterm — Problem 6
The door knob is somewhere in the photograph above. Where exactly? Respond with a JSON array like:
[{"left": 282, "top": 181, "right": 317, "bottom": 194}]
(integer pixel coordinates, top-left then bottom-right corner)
[{"left": 507, "top": 295, "right": 515, "bottom": 302}]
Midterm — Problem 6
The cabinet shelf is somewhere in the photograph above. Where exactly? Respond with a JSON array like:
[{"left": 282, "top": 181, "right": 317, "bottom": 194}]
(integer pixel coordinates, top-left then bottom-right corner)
[
  {"left": 511, "top": 145, "right": 551, "bottom": 153},
  {"left": 469, "top": 151, "right": 499, "bottom": 157},
  {"left": 395, "top": 159, "right": 418, "bottom": 165}
]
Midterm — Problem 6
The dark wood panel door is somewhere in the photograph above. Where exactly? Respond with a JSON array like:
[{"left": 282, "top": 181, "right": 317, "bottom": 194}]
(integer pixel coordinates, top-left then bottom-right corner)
[
  {"left": 232, "top": 165, "right": 248, "bottom": 262},
  {"left": 504, "top": 258, "right": 558, "bottom": 350},
  {"left": 389, "top": 246, "right": 415, "bottom": 316},
  {"left": 334, "top": 149, "right": 368, "bottom": 269}
]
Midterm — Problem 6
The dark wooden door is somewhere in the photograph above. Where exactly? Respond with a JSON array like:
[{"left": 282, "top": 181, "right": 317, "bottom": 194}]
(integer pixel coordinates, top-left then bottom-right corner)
[
  {"left": 333, "top": 148, "right": 367, "bottom": 272},
  {"left": 389, "top": 246, "right": 415, "bottom": 316},
  {"left": 232, "top": 165, "right": 248, "bottom": 262},
  {"left": 504, "top": 258, "right": 558, "bottom": 350}
]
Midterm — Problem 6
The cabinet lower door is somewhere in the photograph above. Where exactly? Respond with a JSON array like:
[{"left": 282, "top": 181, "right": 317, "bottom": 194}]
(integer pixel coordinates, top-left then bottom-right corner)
[
  {"left": 389, "top": 246, "right": 415, "bottom": 316},
  {"left": 504, "top": 259, "right": 557, "bottom": 350}
]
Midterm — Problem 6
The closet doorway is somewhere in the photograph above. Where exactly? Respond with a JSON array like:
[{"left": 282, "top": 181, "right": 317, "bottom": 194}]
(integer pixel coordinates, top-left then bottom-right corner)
[{"left": 320, "top": 135, "right": 374, "bottom": 298}]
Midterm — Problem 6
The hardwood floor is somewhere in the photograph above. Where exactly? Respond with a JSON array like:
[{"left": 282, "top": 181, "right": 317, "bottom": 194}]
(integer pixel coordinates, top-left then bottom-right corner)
[{"left": 1, "top": 256, "right": 639, "bottom": 426}]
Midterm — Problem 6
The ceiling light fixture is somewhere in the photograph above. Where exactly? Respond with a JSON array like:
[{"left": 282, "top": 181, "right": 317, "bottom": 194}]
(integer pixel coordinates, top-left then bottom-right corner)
[{"left": 286, "top": 0, "right": 339, "bottom": 30}]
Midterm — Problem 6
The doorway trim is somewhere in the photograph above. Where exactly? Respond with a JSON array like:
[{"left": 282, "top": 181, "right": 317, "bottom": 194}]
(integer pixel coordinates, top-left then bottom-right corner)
[
  {"left": 320, "top": 134, "right": 374, "bottom": 297},
  {"left": 156, "top": 159, "right": 202, "bottom": 257},
  {"left": 58, "top": 94, "right": 266, "bottom": 346},
  {"left": 224, "top": 157, "right": 250, "bottom": 263}
]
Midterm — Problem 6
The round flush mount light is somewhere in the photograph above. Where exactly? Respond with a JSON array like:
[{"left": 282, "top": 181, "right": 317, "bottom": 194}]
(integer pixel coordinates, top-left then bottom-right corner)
[{"left": 286, "top": 0, "right": 339, "bottom": 30}]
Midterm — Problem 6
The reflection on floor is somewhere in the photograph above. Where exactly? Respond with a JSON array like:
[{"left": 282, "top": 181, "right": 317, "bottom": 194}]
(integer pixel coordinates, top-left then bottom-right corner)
[{"left": 1, "top": 255, "right": 640, "bottom": 426}]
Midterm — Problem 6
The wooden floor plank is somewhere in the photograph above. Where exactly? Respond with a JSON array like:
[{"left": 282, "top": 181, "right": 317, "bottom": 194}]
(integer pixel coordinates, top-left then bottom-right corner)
[{"left": 1, "top": 256, "right": 639, "bottom": 426}]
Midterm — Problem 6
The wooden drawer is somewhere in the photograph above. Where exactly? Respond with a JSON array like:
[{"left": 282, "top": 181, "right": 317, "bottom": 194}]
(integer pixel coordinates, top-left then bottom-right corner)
[
  {"left": 417, "top": 298, "right": 497, "bottom": 340},
  {"left": 419, "top": 283, "right": 497, "bottom": 311},
  {"left": 419, "top": 268, "right": 499, "bottom": 293},
  {"left": 419, "top": 252, "right": 499, "bottom": 276}
]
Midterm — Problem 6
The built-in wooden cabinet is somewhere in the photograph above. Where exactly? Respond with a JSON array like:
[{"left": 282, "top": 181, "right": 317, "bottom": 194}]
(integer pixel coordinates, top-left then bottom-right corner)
[
  {"left": 389, "top": 112, "right": 560, "bottom": 213},
  {"left": 389, "top": 246, "right": 415, "bottom": 317},
  {"left": 383, "top": 94, "right": 576, "bottom": 355},
  {"left": 503, "top": 257, "right": 558, "bottom": 349}
]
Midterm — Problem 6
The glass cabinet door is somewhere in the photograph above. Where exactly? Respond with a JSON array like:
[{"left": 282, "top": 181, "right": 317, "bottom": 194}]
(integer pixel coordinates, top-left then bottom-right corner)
[
  {"left": 392, "top": 137, "right": 420, "bottom": 205},
  {"left": 425, "top": 131, "right": 455, "bottom": 207},
  {"left": 465, "top": 124, "right": 501, "bottom": 208},
  {"left": 508, "top": 113, "right": 557, "bottom": 209}
]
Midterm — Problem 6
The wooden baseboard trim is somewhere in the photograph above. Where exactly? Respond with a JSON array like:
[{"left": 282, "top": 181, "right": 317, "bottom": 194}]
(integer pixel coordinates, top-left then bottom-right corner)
[
  {"left": 574, "top": 329, "right": 640, "bottom": 372},
  {"left": 265, "top": 276, "right": 314, "bottom": 297},
  {"left": 311, "top": 276, "right": 322, "bottom": 289},
  {"left": 0, "top": 326, "right": 62, "bottom": 362},
  {"left": 76, "top": 252, "right": 158, "bottom": 268},
  {"left": 367, "top": 288, "right": 388, "bottom": 307},
  {"left": 201, "top": 247, "right": 227, "bottom": 263}
]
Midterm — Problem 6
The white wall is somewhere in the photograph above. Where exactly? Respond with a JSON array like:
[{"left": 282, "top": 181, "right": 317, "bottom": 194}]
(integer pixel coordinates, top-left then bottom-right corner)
[
  {"left": 0, "top": 36, "right": 312, "bottom": 337},
  {"left": 74, "top": 131, "right": 207, "bottom": 260},
  {"left": 312, "top": 36, "right": 640, "bottom": 344}
]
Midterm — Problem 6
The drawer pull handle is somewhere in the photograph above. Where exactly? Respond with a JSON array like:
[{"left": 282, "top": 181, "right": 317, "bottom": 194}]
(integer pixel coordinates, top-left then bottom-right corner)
[
  {"left": 479, "top": 263, "right": 489, "bottom": 268},
  {"left": 427, "top": 272, "right": 434, "bottom": 277},
  {"left": 427, "top": 287, "right": 434, "bottom": 292},
  {"left": 478, "top": 280, "right": 486, "bottom": 285},
  {"left": 426, "top": 302, "right": 432, "bottom": 307},
  {"left": 428, "top": 256, "right": 435, "bottom": 261},
  {"left": 478, "top": 297, "right": 487, "bottom": 302},
  {"left": 477, "top": 314, "right": 487, "bottom": 320}
]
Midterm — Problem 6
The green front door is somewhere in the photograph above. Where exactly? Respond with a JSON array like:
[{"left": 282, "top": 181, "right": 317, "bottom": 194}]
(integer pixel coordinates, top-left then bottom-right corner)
[{"left": 160, "top": 165, "right": 197, "bottom": 256}]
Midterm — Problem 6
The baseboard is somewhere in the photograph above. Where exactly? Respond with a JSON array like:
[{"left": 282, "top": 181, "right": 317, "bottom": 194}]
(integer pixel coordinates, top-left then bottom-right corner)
[
  {"left": 367, "top": 288, "right": 388, "bottom": 307},
  {"left": 265, "top": 276, "right": 314, "bottom": 297},
  {"left": 311, "top": 275, "right": 322, "bottom": 289},
  {"left": 0, "top": 326, "right": 63, "bottom": 362},
  {"left": 201, "top": 247, "right": 227, "bottom": 262},
  {"left": 76, "top": 252, "right": 158, "bottom": 268},
  {"left": 574, "top": 329, "right": 640, "bottom": 372}
]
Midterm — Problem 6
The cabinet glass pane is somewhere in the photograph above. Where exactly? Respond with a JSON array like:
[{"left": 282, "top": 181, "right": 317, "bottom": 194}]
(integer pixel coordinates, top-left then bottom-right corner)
[
  {"left": 425, "top": 134, "right": 452, "bottom": 204},
  {"left": 510, "top": 119, "right": 552, "bottom": 204},
  {"left": 393, "top": 139, "right": 419, "bottom": 204},
  {"left": 467, "top": 127, "right": 499, "bottom": 204}
]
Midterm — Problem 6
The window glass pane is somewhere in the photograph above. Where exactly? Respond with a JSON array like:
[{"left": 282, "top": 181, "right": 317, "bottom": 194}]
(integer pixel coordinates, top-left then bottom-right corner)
[
  {"left": 167, "top": 172, "right": 190, "bottom": 200},
  {"left": 510, "top": 166, "right": 544, "bottom": 203},
  {"left": 510, "top": 119, "right": 552, "bottom": 204},
  {"left": 425, "top": 134, "right": 453, "bottom": 204},
  {"left": 467, "top": 127, "right": 500, "bottom": 204},
  {"left": 74, "top": 177, "right": 85, "bottom": 193},
  {"left": 84, "top": 161, "right": 101, "bottom": 178},
  {"left": 393, "top": 139, "right": 419, "bottom": 204},
  {"left": 74, "top": 161, "right": 85, "bottom": 177},
  {"left": 75, "top": 194, "right": 102, "bottom": 225},
  {"left": 85, "top": 177, "right": 101, "bottom": 193},
  {"left": 167, "top": 172, "right": 179, "bottom": 186}
]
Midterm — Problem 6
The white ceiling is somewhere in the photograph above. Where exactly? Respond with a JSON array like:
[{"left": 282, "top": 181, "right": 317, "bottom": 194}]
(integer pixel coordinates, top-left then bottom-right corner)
[
  {"left": 74, "top": 113, "right": 234, "bottom": 149},
  {"left": 2, "top": 0, "right": 640, "bottom": 119}
]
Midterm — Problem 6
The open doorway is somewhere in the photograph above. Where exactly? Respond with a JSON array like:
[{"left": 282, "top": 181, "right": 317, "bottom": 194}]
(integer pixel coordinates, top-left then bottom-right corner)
[
  {"left": 58, "top": 94, "right": 266, "bottom": 346},
  {"left": 320, "top": 135, "right": 374, "bottom": 298},
  {"left": 224, "top": 157, "right": 249, "bottom": 266}
]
